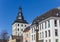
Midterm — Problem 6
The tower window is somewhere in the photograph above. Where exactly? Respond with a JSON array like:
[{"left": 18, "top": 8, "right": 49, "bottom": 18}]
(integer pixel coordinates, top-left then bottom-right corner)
[
  {"left": 18, "top": 28, "right": 19, "bottom": 31},
  {"left": 21, "top": 24, "right": 23, "bottom": 27},
  {"left": 25, "top": 25, "right": 26, "bottom": 27},
  {"left": 18, "top": 24, "right": 19, "bottom": 26}
]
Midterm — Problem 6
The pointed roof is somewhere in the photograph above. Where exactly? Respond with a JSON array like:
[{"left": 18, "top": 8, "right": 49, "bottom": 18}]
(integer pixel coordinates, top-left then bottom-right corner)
[
  {"left": 12, "top": 6, "right": 28, "bottom": 24},
  {"left": 16, "top": 6, "right": 24, "bottom": 20},
  {"left": 32, "top": 7, "right": 60, "bottom": 25}
]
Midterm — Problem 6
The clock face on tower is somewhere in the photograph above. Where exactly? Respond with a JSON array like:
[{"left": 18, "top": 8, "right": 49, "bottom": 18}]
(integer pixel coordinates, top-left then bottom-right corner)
[
  {"left": 19, "top": 13, "right": 21, "bottom": 16},
  {"left": 18, "top": 17, "right": 22, "bottom": 19}
]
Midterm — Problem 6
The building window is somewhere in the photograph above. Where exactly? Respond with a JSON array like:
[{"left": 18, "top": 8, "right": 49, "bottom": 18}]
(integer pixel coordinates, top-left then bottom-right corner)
[
  {"left": 21, "top": 29, "right": 23, "bottom": 31},
  {"left": 56, "top": 39, "right": 58, "bottom": 42},
  {"left": 18, "top": 28, "right": 19, "bottom": 31},
  {"left": 32, "top": 28, "right": 33, "bottom": 33},
  {"left": 49, "top": 39, "right": 51, "bottom": 42},
  {"left": 25, "top": 25, "right": 26, "bottom": 27},
  {"left": 21, "top": 24, "right": 23, "bottom": 27},
  {"left": 18, "top": 24, "right": 19, "bottom": 26},
  {"left": 45, "top": 21, "right": 47, "bottom": 28},
  {"left": 32, "top": 35, "right": 33, "bottom": 41},
  {"left": 34, "top": 28, "right": 35, "bottom": 32},
  {"left": 38, "top": 26, "right": 39, "bottom": 30},
  {"left": 40, "top": 33, "right": 41, "bottom": 38},
  {"left": 48, "top": 20, "right": 50, "bottom": 28},
  {"left": 48, "top": 30, "right": 50, "bottom": 37},
  {"left": 45, "top": 31, "right": 47, "bottom": 37},
  {"left": 40, "top": 24, "right": 41, "bottom": 30},
  {"left": 38, "top": 33, "right": 39, "bottom": 39},
  {"left": 59, "top": 20, "right": 60, "bottom": 26},
  {"left": 46, "top": 40, "right": 47, "bottom": 42},
  {"left": 34, "top": 34, "right": 35, "bottom": 40},
  {"left": 42, "top": 32, "right": 44, "bottom": 38},
  {"left": 41, "top": 24, "right": 42, "bottom": 30},
  {"left": 55, "top": 29, "right": 58, "bottom": 36},
  {"left": 42, "top": 23, "right": 43, "bottom": 29},
  {"left": 26, "top": 34, "right": 28, "bottom": 37},
  {"left": 54, "top": 20, "right": 57, "bottom": 27}
]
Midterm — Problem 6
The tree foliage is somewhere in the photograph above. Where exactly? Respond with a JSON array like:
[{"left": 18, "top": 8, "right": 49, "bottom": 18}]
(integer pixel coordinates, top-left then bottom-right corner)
[{"left": 0, "top": 30, "right": 9, "bottom": 40}]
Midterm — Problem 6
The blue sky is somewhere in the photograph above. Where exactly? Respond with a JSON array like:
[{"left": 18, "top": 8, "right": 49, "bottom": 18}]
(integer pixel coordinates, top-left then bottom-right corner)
[{"left": 0, "top": 0, "right": 60, "bottom": 35}]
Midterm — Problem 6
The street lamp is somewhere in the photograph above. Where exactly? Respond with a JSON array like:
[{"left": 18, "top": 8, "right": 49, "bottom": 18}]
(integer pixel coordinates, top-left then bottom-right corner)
[{"left": 34, "top": 21, "right": 39, "bottom": 42}]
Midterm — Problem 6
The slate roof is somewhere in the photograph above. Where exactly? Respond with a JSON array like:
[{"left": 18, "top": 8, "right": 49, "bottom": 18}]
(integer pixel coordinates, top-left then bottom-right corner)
[
  {"left": 12, "top": 7, "right": 28, "bottom": 25},
  {"left": 32, "top": 8, "right": 60, "bottom": 25},
  {"left": 13, "top": 19, "right": 28, "bottom": 24}
]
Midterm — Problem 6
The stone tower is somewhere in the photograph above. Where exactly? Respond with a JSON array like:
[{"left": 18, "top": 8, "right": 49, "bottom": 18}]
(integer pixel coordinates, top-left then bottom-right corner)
[{"left": 12, "top": 6, "right": 28, "bottom": 36}]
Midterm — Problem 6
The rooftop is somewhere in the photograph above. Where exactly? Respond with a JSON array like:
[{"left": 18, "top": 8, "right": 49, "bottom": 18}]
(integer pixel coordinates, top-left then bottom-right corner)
[
  {"left": 12, "top": 7, "right": 28, "bottom": 24},
  {"left": 32, "top": 7, "right": 60, "bottom": 25}
]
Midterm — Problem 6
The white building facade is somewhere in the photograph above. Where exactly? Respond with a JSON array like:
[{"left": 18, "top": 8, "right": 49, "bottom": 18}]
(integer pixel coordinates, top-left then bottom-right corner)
[{"left": 30, "top": 8, "right": 60, "bottom": 42}]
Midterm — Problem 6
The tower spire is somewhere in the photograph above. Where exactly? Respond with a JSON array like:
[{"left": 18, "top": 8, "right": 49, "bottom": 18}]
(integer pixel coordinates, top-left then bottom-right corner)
[
  {"left": 18, "top": 6, "right": 22, "bottom": 13},
  {"left": 17, "top": 6, "right": 24, "bottom": 20},
  {"left": 12, "top": 6, "right": 28, "bottom": 24}
]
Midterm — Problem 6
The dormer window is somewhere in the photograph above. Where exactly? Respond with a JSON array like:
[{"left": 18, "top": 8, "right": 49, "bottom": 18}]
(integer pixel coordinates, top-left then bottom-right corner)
[
  {"left": 42, "top": 17, "right": 44, "bottom": 20},
  {"left": 56, "top": 13, "right": 59, "bottom": 16}
]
